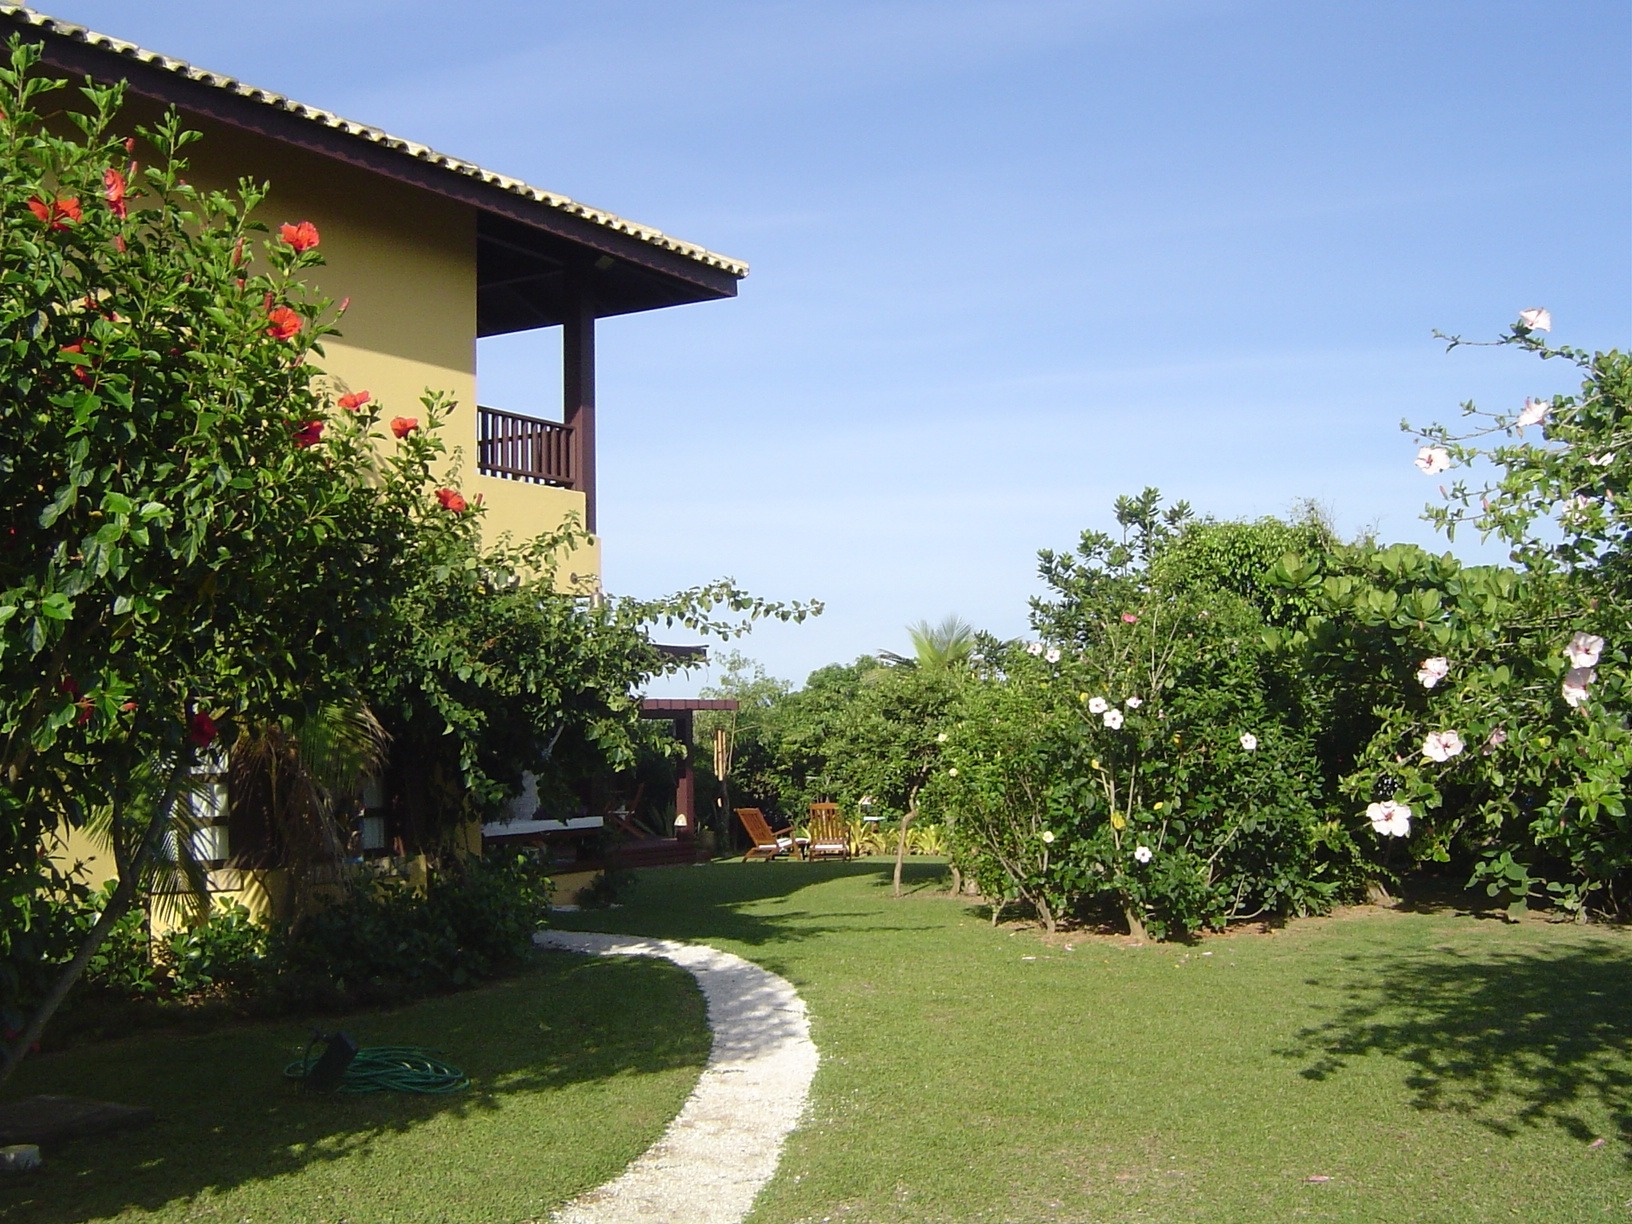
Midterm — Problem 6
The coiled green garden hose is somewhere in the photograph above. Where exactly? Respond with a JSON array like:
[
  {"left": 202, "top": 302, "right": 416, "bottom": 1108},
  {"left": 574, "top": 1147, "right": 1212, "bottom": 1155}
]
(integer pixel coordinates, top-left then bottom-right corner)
[{"left": 283, "top": 1041, "right": 469, "bottom": 1094}]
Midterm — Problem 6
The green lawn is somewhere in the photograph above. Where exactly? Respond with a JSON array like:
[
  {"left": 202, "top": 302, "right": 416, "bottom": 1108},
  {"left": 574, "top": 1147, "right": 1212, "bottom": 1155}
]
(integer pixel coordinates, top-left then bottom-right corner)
[
  {"left": 0, "top": 953, "right": 709, "bottom": 1223},
  {"left": 5, "top": 859, "right": 1630, "bottom": 1222},
  {"left": 552, "top": 859, "right": 1632, "bottom": 1223}
]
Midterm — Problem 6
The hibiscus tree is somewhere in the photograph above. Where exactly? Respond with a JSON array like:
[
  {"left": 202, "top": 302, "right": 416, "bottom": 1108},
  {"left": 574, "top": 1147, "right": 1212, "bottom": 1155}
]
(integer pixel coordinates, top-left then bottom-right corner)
[{"left": 0, "top": 53, "right": 456, "bottom": 1084}]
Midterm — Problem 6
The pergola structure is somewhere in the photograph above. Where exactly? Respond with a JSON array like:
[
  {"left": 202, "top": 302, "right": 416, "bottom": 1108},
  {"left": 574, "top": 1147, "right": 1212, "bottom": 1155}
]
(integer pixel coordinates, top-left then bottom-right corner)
[{"left": 639, "top": 698, "right": 738, "bottom": 832}]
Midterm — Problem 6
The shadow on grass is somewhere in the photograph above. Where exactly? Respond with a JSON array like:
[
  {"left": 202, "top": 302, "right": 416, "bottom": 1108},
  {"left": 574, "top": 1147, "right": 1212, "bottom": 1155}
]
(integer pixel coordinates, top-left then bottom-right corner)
[
  {"left": 550, "top": 859, "right": 968, "bottom": 995},
  {"left": 0, "top": 951, "right": 708, "bottom": 1223},
  {"left": 1284, "top": 942, "right": 1632, "bottom": 1156},
  {"left": 555, "top": 859, "right": 957, "bottom": 952}
]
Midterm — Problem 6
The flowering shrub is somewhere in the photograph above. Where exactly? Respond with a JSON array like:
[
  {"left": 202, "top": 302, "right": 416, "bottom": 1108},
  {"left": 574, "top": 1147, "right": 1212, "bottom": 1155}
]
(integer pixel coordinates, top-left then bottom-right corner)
[
  {"left": 1274, "top": 318, "right": 1632, "bottom": 917},
  {"left": 939, "top": 497, "right": 1360, "bottom": 939},
  {"left": 0, "top": 42, "right": 474, "bottom": 1077}
]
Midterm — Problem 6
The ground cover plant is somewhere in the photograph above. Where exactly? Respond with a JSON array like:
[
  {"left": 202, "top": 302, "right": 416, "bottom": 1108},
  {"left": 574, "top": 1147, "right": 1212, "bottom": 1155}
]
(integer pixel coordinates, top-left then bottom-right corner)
[
  {"left": 0, "top": 950, "right": 709, "bottom": 1223},
  {"left": 552, "top": 861, "right": 1630, "bottom": 1223}
]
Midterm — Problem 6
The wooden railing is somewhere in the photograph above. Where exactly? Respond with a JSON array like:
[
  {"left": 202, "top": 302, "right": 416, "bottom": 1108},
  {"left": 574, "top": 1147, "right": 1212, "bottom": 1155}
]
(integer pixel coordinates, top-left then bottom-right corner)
[{"left": 477, "top": 406, "right": 575, "bottom": 488}]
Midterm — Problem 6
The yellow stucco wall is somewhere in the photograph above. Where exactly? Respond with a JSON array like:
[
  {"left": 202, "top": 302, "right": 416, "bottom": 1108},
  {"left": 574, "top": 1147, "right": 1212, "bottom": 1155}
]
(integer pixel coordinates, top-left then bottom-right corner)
[
  {"left": 52, "top": 823, "right": 110, "bottom": 889},
  {"left": 146, "top": 103, "right": 600, "bottom": 578}
]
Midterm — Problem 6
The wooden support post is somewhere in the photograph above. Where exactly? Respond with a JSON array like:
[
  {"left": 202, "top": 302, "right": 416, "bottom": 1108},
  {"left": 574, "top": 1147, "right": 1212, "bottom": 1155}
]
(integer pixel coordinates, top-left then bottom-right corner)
[
  {"left": 563, "top": 281, "right": 597, "bottom": 533},
  {"left": 674, "top": 711, "right": 695, "bottom": 838}
]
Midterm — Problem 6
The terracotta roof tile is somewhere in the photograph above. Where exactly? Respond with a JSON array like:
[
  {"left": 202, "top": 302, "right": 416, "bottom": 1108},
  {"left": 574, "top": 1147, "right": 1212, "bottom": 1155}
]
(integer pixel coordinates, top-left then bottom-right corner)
[{"left": 0, "top": 5, "right": 748, "bottom": 278}]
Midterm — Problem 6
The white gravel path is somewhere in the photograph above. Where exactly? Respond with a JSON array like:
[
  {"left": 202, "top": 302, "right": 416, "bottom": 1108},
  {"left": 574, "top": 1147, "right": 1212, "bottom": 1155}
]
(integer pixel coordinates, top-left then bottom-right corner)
[{"left": 535, "top": 930, "right": 818, "bottom": 1224}]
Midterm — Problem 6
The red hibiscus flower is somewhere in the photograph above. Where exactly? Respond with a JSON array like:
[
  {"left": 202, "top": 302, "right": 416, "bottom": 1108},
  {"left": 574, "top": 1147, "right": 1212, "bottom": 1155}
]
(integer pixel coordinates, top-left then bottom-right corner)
[
  {"left": 337, "top": 390, "right": 370, "bottom": 411},
  {"left": 265, "top": 306, "right": 303, "bottom": 340},
  {"left": 435, "top": 488, "right": 468, "bottom": 513},
  {"left": 279, "top": 221, "right": 320, "bottom": 252},
  {"left": 390, "top": 416, "right": 418, "bottom": 438},
  {"left": 103, "top": 167, "right": 128, "bottom": 219},
  {"left": 189, "top": 710, "right": 217, "bottom": 748},
  {"left": 27, "top": 195, "right": 82, "bottom": 230},
  {"left": 60, "top": 341, "right": 93, "bottom": 385},
  {"left": 292, "top": 420, "right": 324, "bottom": 448}
]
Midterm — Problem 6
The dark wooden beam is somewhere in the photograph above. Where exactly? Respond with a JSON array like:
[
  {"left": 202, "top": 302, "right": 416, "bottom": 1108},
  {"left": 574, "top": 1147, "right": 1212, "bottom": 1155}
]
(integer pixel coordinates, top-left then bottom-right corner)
[
  {"left": 563, "top": 280, "right": 596, "bottom": 533},
  {"left": 639, "top": 698, "right": 739, "bottom": 713}
]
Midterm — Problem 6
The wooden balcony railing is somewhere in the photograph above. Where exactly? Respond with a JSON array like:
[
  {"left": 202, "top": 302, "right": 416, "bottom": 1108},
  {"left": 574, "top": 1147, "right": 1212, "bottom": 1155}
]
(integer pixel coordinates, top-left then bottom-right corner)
[{"left": 477, "top": 406, "right": 575, "bottom": 488}]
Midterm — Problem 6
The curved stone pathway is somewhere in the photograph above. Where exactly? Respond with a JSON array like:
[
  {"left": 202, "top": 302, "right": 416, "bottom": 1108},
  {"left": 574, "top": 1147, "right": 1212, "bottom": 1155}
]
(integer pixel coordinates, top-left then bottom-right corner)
[{"left": 535, "top": 931, "right": 818, "bottom": 1224}]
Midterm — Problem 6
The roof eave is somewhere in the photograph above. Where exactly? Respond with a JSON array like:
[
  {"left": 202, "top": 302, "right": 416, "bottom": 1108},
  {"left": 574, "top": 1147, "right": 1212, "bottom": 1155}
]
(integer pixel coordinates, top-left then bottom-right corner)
[{"left": 5, "top": 7, "right": 746, "bottom": 307}]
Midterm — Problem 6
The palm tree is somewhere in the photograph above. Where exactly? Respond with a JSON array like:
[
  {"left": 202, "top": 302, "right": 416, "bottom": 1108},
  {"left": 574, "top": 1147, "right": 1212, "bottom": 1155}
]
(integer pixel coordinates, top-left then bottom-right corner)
[
  {"left": 229, "top": 699, "right": 390, "bottom": 928},
  {"left": 879, "top": 615, "right": 976, "bottom": 670}
]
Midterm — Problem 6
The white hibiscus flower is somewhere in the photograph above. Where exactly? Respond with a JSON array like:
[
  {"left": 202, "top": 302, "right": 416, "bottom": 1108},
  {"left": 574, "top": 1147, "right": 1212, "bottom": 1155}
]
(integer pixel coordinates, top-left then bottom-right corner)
[
  {"left": 1565, "top": 632, "right": 1605, "bottom": 669},
  {"left": 1366, "top": 800, "right": 1412, "bottom": 838},
  {"left": 1416, "top": 656, "right": 1450, "bottom": 689},
  {"left": 1422, "top": 730, "right": 1465, "bottom": 763},
  {"left": 1415, "top": 445, "right": 1451, "bottom": 475}
]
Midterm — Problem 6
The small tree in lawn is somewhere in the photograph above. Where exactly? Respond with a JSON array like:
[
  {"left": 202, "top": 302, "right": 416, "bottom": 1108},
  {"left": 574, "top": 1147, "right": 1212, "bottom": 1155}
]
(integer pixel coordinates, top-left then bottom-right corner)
[
  {"left": 0, "top": 44, "right": 451, "bottom": 1081},
  {"left": 827, "top": 665, "right": 959, "bottom": 896}
]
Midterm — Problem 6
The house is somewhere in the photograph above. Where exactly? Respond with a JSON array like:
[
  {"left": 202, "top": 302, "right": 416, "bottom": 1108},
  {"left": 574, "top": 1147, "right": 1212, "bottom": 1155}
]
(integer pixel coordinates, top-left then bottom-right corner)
[
  {"left": 9, "top": 5, "right": 747, "bottom": 910},
  {"left": 3, "top": 5, "right": 744, "bottom": 564}
]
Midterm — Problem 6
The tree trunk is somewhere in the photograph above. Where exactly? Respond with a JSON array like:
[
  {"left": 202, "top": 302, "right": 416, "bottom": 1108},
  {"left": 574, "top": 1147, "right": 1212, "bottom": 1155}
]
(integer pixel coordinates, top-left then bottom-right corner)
[
  {"left": 948, "top": 863, "right": 962, "bottom": 897},
  {"left": 0, "top": 751, "right": 191, "bottom": 1088},
  {"left": 892, "top": 796, "right": 918, "bottom": 898},
  {"left": 1123, "top": 904, "right": 1147, "bottom": 942},
  {"left": 1038, "top": 898, "right": 1057, "bottom": 935},
  {"left": 1364, "top": 880, "right": 1393, "bottom": 906}
]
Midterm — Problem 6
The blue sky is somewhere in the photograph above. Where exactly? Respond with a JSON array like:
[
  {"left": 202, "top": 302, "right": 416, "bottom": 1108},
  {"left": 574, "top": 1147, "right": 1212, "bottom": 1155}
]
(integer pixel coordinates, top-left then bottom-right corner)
[{"left": 39, "top": 1, "right": 1632, "bottom": 692}]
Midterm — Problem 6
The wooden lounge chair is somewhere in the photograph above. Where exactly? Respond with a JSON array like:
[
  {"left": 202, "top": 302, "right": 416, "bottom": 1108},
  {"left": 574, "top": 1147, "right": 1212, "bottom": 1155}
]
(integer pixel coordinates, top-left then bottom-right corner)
[
  {"left": 806, "top": 803, "right": 852, "bottom": 861},
  {"left": 735, "top": 807, "right": 796, "bottom": 861}
]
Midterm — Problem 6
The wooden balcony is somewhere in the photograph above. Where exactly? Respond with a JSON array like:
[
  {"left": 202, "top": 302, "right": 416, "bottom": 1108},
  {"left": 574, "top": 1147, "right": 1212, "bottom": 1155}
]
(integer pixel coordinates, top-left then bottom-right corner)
[{"left": 477, "top": 405, "right": 576, "bottom": 488}]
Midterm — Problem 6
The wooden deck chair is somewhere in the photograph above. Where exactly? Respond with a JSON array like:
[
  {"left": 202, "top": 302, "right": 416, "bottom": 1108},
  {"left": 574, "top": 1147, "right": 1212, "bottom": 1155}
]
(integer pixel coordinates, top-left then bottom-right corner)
[
  {"left": 806, "top": 803, "right": 852, "bottom": 861},
  {"left": 603, "top": 782, "right": 646, "bottom": 839},
  {"left": 735, "top": 807, "right": 794, "bottom": 861}
]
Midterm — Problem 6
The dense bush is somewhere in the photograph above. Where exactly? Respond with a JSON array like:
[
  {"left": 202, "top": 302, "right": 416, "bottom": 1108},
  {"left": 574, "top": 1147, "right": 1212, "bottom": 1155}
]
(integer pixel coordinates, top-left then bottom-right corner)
[
  {"left": 939, "top": 582, "right": 1359, "bottom": 939},
  {"left": 11, "top": 852, "right": 553, "bottom": 1038},
  {"left": 274, "top": 853, "right": 553, "bottom": 1001},
  {"left": 932, "top": 494, "right": 1363, "bottom": 938},
  {"left": 1273, "top": 326, "right": 1632, "bottom": 917},
  {"left": 161, "top": 902, "right": 269, "bottom": 995}
]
